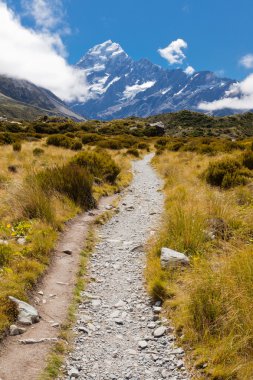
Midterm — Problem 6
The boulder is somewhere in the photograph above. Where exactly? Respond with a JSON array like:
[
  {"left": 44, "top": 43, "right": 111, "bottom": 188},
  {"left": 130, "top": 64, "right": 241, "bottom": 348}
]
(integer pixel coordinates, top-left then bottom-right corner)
[
  {"left": 8, "top": 296, "right": 40, "bottom": 325},
  {"left": 160, "top": 248, "right": 190, "bottom": 269}
]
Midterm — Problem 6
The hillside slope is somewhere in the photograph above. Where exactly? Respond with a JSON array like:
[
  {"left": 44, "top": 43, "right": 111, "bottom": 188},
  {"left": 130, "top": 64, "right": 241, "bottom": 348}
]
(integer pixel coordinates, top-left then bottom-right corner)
[{"left": 0, "top": 75, "right": 84, "bottom": 120}]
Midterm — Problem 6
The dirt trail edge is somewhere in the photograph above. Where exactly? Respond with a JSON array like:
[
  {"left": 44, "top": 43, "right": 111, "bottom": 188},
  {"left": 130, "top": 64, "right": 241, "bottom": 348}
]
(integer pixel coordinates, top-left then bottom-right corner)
[
  {"left": 63, "top": 154, "right": 190, "bottom": 380},
  {"left": 0, "top": 191, "right": 117, "bottom": 380}
]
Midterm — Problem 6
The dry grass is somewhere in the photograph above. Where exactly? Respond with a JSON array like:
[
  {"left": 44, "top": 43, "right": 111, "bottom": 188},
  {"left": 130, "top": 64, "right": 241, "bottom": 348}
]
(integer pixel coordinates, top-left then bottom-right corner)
[
  {"left": 146, "top": 150, "right": 253, "bottom": 379},
  {"left": 0, "top": 140, "right": 132, "bottom": 337}
]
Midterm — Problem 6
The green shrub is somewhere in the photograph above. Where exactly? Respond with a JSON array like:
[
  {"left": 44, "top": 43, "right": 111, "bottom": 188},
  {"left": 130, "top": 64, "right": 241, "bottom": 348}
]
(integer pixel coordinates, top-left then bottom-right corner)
[
  {"left": 8, "top": 165, "right": 17, "bottom": 173},
  {"left": 82, "top": 133, "right": 101, "bottom": 144},
  {"left": 0, "top": 132, "right": 15, "bottom": 145},
  {"left": 46, "top": 134, "right": 72, "bottom": 149},
  {"left": 167, "top": 142, "right": 184, "bottom": 151},
  {"left": 71, "top": 150, "right": 120, "bottom": 184},
  {"left": 96, "top": 139, "right": 124, "bottom": 150},
  {"left": 242, "top": 151, "right": 253, "bottom": 170},
  {"left": 137, "top": 142, "right": 149, "bottom": 150},
  {"left": 126, "top": 148, "right": 139, "bottom": 157},
  {"left": 71, "top": 141, "right": 82, "bottom": 151},
  {"left": 33, "top": 148, "right": 44, "bottom": 156},
  {"left": 204, "top": 158, "right": 251, "bottom": 188},
  {"left": 36, "top": 164, "right": 95, "bottom": 210},
  {"left": 156, "top": 138, "right": 169, "bottom": 147},
  {"left": 12, "top": 141, "right": 22, "bottom": 152}
]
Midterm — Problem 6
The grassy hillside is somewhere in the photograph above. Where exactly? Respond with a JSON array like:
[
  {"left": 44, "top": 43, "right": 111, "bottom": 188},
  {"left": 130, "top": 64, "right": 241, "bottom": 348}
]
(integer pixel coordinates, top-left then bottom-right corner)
[
  {"left": 147, "top": 110, "right": 253, "bottom": 138},
  {"left": 0, "top": 93, "right": 47, "bottom": 120}
]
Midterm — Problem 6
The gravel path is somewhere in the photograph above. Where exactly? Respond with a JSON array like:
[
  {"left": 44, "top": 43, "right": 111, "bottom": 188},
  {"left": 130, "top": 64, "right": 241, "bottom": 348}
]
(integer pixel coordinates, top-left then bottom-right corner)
[{"left": 64, "top": 154, "right": 190, "bottom": 380}]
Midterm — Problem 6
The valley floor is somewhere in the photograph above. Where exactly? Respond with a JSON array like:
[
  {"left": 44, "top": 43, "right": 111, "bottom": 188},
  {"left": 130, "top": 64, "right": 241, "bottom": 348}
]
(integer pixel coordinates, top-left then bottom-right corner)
[{"left": 62, "top": 154, "right": 189, "bottom": 380}]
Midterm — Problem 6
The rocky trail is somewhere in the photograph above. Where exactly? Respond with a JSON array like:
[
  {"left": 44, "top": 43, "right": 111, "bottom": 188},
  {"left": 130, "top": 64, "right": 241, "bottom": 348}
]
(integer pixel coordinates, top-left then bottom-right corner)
[{"left": 64, "top": 154, "right": 190, "bottom": 380}]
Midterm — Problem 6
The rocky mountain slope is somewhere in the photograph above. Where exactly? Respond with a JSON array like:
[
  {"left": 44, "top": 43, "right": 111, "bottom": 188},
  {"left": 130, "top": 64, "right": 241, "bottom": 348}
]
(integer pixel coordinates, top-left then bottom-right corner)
[
  {"left": 0, "top": 75, "right": 84, "bottom": 120},
  {"left": 71, "top": 40, "right": 236, "bottom": 120}
]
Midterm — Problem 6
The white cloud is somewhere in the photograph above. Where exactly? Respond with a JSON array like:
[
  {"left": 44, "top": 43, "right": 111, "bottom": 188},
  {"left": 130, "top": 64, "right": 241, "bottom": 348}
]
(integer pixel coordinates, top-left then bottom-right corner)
[
  {"left": 184, "top": 65, "right": 195, "bottom": 75},
  {"left": 22, "top": 0, "right": 64, "bottom": 31},
  {"left": 239, "top": 54, "right": 253, "bottom": 69},
  {"left": 158, "top": 39, "right": 188, "bottom": 65},
  {"left": 199, "top": 74, "right": 253, "bottom": 111},
  {"left": 0, "top": 1, "right": 87, "bottom": 101}
]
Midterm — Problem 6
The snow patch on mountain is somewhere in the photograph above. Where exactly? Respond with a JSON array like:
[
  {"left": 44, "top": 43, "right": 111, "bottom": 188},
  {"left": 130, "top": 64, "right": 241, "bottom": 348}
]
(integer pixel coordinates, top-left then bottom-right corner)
[
  {"left": 123, "top": 81, "right": 156, "bottom": 100},
  {"left": 71, "top": 41, "right": 237, "bottom": 119}
]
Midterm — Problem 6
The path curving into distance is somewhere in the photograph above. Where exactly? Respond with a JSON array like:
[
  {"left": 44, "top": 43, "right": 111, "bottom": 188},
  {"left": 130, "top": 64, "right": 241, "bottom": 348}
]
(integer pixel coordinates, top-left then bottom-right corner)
[{"left": 64, "top": 154, "right": 190, "bottom": 380}]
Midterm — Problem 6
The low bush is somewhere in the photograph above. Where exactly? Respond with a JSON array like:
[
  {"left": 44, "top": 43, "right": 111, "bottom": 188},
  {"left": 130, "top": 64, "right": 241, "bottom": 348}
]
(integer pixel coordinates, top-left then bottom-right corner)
[
  {"left": 81, "top": 133, "right": 101, "bottom": 144},
  {"left": 242, "top": 150, "right": 253, "bottom": 170},
  {"left": 33, "top": 148, "right": 44, "bottom": 156},
  {"left": 36, "top": 164, "right": 95, "bottom": 210},
  {"left": 204, "top": 158, "right": 251, "bottom": 188},
  {"left": 71, "top": 141, "right": 82, "bottom": 151},
  {"left": 167, "top": 142, "right": 184, "bottom": 151},
  {"left": 137, "top": 142, "right": 149, "bottom": 150},
  {"left": 96, "top": 139, "right": 124, "bottom": 150},
  {"left": 12, "top": 141, "right": 22, "bottom": 152},
  {"left": 8, "top": 165, "right": 18, "bottom": 173},
  {"left": 126, "top": 148, "right": 139, "bottom": 157},
  {"left": 0, "top": 132, "right": 15, "bottom": 145},
  {"left": 46, "top": 134, "right": 72, "bottom": 149},
  {"left": 71, "top": 150, "right": 120, "bottom": 184}
]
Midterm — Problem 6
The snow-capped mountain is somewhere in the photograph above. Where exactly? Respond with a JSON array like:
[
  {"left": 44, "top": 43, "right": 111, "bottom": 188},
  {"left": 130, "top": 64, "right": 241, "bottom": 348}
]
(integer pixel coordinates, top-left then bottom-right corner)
[{"left": 71, "top": 40, "right": 236, "bottom": 120}]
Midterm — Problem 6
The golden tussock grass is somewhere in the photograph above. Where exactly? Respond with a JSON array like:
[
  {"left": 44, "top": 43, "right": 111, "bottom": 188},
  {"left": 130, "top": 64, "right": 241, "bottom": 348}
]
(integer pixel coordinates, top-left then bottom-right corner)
[
  {"left": 146, "top": 149, "right": 253, "bottom": 380},
  {"left": 0, "top": 140, "right": 132, "bottom": 337}
]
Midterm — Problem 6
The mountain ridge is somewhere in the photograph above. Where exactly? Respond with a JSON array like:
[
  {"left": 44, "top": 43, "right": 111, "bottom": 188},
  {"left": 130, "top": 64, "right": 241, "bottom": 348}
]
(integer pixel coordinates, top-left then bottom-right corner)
[
  {"left": 0, "top": 75, "right": 84, "bottom": 121},
  {"left": 71, "top": 40, "right": 238, "bottom": 120}
]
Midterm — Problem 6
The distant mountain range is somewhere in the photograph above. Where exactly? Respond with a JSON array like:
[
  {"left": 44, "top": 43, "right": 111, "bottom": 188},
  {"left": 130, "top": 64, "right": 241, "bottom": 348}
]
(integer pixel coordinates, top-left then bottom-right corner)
[
  {"left": 0, "top": 75, "right": 84, "bottom": 120},
  {"left": 0, "top": 40, "right": 244, "bottom": 121},
  {"left": 71, "top": 40, "right": 238, "bottom": 120}
]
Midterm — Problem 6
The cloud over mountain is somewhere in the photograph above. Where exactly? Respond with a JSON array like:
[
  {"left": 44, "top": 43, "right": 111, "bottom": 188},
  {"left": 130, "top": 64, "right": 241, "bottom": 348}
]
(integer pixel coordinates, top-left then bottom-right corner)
[
  {"left": 199, "top": 74, "right": 253, "bottom": 111},
  {"left": 158, "top": 39, "right": 188, "bottom": 65},
  {"left": 0, "top": 1, "right": 87, "bottom": 101}
]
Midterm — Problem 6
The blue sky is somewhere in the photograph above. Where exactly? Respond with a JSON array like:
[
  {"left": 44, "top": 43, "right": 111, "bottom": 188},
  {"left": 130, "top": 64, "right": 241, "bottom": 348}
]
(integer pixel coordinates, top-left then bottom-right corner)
[
  {"left": 1, "top": 0, "right": 253, "bottom": 108},
  {"left": 8, "top": 0, "right": 253, "bottom": 80}
]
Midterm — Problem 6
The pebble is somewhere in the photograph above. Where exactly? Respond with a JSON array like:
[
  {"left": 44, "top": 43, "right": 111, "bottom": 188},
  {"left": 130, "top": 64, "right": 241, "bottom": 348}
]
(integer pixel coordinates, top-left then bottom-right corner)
[
  {"left": 138, "top": 340, "right": 148, "bottom": 349},
  {"left": 68, "top": 368, "right": 79, "bottom": 378},
  {"left": 153, "top": 326, "right": 167, "bottom": 338},
  {"left": 63, "top": 155, "right": 189, "bottom": 380}
]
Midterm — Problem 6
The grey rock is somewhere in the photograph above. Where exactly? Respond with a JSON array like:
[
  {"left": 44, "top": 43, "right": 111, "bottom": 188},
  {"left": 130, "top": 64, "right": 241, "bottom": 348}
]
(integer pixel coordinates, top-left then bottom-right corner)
[
  {"left": 68, "top": 368, "right": 79, "bottom": 378},
  {"left": 0, "top": 239, "right": 8, "bottom": 245},
  {"left": 138, "top": 340, "right": 148, "bottom": 349},
  {"left": 160, "top": 248, "right": 190, "bottom": 268},
  {"left": 8, "top": 296, "right": 40, "bottom": 325},
  {"left": 154, "top": 326, "right": 167, "bottom": 338},
  {"left": 17, "top": 237, "right": 26, "bottom": 245},
  {"left": 9, "top": 324, "right": 26, "bottom": 336}
]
